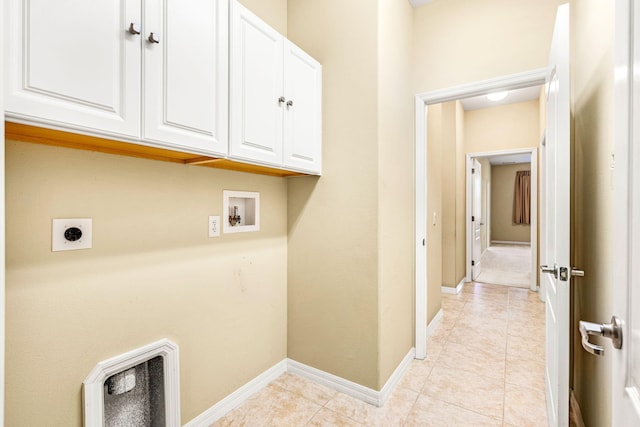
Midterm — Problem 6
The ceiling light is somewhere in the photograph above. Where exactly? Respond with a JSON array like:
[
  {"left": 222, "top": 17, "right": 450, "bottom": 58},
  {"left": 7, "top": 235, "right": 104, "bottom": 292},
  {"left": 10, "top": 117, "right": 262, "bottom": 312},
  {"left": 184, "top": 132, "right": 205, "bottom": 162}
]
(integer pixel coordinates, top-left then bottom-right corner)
[{"left": 487, "top": 91, "right": 509, "bottom": 101}]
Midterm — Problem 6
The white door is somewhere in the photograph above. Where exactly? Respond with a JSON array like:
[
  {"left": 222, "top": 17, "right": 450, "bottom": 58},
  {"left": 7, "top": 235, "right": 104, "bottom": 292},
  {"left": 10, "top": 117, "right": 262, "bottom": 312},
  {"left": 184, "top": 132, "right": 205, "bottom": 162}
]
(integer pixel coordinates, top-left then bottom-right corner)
[
  {"left": 471, "top": 158, "right": 483, "bottom": 280},
  {"left": 143, "top": 0, "right": 228, "bottom": 156},
  {"left": 229, "top": 1, "right": 284, "bottom": 166},
  {"left": 282, "top": 40, "right": 322, "bottom": 174},
  {"left": 612, "top": 0, "right": 640, "bottom": 424},
  {"left": 4, "top": 0, "right": 141, "bottom": 137},
  {"left": 542, "top": 4, "right": 570, "bottom": 426}
]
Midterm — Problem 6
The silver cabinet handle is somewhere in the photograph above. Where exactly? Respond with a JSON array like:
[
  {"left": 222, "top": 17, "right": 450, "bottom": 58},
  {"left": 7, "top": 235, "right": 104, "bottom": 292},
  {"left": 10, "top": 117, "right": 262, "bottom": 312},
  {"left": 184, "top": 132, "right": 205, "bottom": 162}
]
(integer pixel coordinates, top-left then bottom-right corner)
[
  {"left": 278, "top": 96, "right": 286, "bottom": 105},
  {"left": 148, "top": 32, "right": 160, "bottom": 44},
  {"left": 286, "top": 100, "right": 293, "bottom": 107},
  {"left": 579, "top": 316, "right": 623, "bottom": 356},
  {"left": 128, "top": 23, "right": 141, "bottom": 35},
  {"left": 540, "top": 264, "right": 558, "bottom": 279}
]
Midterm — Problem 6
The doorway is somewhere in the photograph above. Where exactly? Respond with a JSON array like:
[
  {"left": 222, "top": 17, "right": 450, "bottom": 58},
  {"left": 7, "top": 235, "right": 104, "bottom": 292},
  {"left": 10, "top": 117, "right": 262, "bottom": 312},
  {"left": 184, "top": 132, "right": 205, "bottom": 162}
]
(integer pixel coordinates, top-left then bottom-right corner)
[
  {"left": 414, "top": 68, "right": 546, "bottom": 359},
  {"left": 465, "top": 149, "right": 538, "bottom": 292}
]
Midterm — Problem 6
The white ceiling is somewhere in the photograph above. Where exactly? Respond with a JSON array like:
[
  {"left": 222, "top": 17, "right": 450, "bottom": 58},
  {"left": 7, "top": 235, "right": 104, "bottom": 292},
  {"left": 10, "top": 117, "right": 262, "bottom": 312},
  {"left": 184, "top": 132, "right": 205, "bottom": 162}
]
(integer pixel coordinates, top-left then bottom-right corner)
[
  {"left": 488, "top": 153, "right": 531, "bottom": 165},
  {"left": 408, "top": 0, "right": 435, "bottom": 7},
  {"left": 460, "top": 86, "right": 542, "bottom": 111}
]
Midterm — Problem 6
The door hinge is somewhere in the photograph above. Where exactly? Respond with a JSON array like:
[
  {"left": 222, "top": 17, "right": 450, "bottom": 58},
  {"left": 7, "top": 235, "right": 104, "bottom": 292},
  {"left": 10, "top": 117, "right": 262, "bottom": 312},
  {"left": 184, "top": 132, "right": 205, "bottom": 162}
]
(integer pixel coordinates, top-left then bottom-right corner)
[
  {"left": 471, "top": 215, "right": 475, "bottom": 222},
  {"left": 471, "top": 260, "right": 475, "bottom": 266},
  {"left": 472, "top": 168, "right": 475, "bottom": 174}
]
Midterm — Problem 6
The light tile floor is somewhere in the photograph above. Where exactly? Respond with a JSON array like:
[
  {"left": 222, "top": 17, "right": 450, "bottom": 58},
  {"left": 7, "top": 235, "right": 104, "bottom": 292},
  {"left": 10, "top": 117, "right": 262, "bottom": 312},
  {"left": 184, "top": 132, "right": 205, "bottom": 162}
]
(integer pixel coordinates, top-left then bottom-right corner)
[{"left": 213, "top": 282, "right": 546, "bottom": 426}]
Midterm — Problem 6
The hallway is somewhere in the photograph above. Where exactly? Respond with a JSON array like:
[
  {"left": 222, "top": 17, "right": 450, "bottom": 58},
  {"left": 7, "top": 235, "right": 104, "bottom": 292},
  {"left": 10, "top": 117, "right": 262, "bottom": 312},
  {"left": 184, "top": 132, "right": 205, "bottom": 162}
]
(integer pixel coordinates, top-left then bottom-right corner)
[{"left": 214, "top": 282, "right": 546, "bottom": 426}]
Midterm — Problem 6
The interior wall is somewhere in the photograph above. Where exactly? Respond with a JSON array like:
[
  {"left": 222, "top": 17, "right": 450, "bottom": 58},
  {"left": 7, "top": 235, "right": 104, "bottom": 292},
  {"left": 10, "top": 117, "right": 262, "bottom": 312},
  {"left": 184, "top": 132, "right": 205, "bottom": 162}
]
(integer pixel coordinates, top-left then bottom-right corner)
[
  {"left": 3, "top": 2, "right": 289, "bottom": 426},
  {"left": 490, "top": 163, "right": 532, "bottom": 243},
  {"left": 427, "top": 105, "right": 443, "bottom": 324},
  {"left": 440, "top": 102, "right": 461, "bottom": 289},
  {"left": 286, "top": 0, "right": 381, "bottom": 389},
  {"left": 570, "top": 0, "right": 615, "bottom": 425},
  {"left": 376, "top": 0, "right": 415, "bottom": 387},
  {"left": 412, "top": 0, "right": 566, "bottom": 93},
  {"left": 5, "top": 142, "right": 288, "bottom": 426}
]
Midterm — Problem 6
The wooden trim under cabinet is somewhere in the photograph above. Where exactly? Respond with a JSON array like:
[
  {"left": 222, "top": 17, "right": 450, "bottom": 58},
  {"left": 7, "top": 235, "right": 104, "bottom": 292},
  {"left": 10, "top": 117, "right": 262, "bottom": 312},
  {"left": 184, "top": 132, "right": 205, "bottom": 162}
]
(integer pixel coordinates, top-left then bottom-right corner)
[{"left": 5, "top": 122, "right": 303, "bottom": 177}]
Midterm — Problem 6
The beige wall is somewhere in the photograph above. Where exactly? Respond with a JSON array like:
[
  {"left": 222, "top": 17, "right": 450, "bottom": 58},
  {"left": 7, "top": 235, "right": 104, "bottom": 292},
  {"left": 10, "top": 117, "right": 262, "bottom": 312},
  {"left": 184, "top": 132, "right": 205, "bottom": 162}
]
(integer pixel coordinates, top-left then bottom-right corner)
[
  {"left": 413, "top": 0, "right": 565, "bottom": 93},
  {"left": 376, "top": 0, "right": 415, "bottom": 386},
  {"left": 440, "top": 102, "right": 466, "bottom": 289},
  {"left": 427, "top": 105, "right": 443, "bottom": 323},
  {"left": 5, "top": 142, "right": 287, "bottom": 426},
  {"left": 491, "top": 163, "right": 531, "bottom": 243},
  {"left": 238, "top": 0, "right": 287, "bottom": 35},
  {"left": 465, "top": 100, "right": 541, "bottom": 154},
  {"left": 287, "top": 0, "right": 381, "bottom": 390},
  {"left": 5, "top": 2, "right": 288, "bottom": 426},
  {"left": 571, "top": 0, "right": 615, "bottom": 425}
]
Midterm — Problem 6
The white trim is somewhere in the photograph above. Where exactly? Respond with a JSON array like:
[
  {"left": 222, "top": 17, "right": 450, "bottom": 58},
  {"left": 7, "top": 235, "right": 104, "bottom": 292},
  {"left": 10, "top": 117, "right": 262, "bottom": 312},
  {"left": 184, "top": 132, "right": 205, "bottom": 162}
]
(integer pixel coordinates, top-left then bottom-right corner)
[
  {"left": 378, "top": 348, "right": 416, "bottom": 404},
  {"left": 183, "top": 360, "right": 287, "bottom": 427},
  {"left": 465, "top": 149, "right": 538, "bottom": 292},
  {"left": 414, "top": 70, "right": 547, "bottom": 364},
  {"left": 414, "top": 96, "right": 428, "bottom": 360},
  {"left": 491, "top": 240, "right": 532, "bottom": 246},
  {"left": 441, "top": 278, "right": 466, "bottom": 294},
  {"left": 83, "top": 339, "right": 181, "bottom": 427},
  {"left": 288, "top": 349, "right": 415, "bottom": 408},
  {"left": 415, "top": 68, "right": 547, "bottom": 105},
  {"left": 426, "top": 309, "right": 444, "bottom": 338}
]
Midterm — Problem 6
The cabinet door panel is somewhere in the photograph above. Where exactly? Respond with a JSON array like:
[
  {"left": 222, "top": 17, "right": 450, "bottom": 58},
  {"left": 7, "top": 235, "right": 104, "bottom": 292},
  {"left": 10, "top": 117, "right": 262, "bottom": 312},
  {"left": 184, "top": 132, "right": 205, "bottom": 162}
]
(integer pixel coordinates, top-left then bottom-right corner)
[
  {"left": 5, "top": 0, "right": 140, "bottom": 137},
  {"left": 144, "top": 0, "right": 228, "bottom": 155},
  {"left": 229, "top": 1, "right": 283, "bottom": 166},
  {"left": 283, "top": 40, "right": 322, "bottom": 174}
]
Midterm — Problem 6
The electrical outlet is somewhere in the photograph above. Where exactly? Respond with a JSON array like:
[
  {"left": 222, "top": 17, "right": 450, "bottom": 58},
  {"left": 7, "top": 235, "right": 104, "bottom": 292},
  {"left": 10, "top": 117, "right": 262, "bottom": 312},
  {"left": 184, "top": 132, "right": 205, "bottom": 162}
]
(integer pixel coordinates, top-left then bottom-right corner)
[
  {"left": 208, "top": 216, "right": 220, "bottom": 238},
  {"left": 52, "top": 218, "right": 93, "bottom": 251}
]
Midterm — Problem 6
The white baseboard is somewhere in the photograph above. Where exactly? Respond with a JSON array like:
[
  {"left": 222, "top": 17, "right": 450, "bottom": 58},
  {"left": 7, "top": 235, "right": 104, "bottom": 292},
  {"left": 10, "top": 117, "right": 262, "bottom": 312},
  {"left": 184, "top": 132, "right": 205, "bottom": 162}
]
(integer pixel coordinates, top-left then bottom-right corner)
[
  {"left": 426, "top": 309, "right": 443, "bottom": 339},
  {"left": 185, "top": 348, "right": 417, "bottom": 425},
  {"left": 491, "top": 240, "right": 531, "bottom": 246},
  {"left": 442, "top": 278, "right": 465, "bottom": 294},
  {"left": 288, "top": 347, "right": 415, "bottom": 408},
  {"left": 183, "top": 359, "right": 287, "bottom": 427}
]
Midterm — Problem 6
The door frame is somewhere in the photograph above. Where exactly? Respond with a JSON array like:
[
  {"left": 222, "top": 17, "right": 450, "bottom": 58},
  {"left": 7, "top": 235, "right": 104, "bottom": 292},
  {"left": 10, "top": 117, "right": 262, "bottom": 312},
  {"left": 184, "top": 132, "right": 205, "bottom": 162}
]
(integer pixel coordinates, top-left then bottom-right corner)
[
  {"left": 414, "top": 68, "right": 546, "bottom": 359},
  {"left": 465, "top": 148, "right": 538, "bottom": 292}
]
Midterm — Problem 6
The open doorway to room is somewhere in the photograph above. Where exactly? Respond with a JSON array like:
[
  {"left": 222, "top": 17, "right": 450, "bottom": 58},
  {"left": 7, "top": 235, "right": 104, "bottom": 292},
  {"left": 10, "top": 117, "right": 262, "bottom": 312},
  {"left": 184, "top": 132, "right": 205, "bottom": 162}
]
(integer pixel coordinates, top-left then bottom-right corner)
[{"left": 466, "top": 149, "right": 538, "bottom": 292}]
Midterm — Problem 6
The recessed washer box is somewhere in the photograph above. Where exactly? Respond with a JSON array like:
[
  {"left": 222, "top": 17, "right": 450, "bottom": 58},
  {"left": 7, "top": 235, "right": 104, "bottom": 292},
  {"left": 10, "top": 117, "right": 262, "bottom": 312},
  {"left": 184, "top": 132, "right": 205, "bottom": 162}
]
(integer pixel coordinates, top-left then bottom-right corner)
[
  {"left": 52, "top": 218, "right": 92, "bottom": 252},
  {"left": 223, "top": 190, "right": 260, "bottom": 234}
]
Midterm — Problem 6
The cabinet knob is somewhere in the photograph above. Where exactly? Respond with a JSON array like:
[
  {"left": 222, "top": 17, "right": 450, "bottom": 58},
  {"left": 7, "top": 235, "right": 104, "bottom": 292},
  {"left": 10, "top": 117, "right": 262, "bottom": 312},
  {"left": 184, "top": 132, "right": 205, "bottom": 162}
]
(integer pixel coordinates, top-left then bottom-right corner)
[
  {"left": 286, "top": 100, "right": 293, "bottom": 107},
  {"left": 128, "top": 23, "right": 141, "bottom": 35},
  {"left": 278, "top": 96, "right": 286, "bottom": 105},
  {"left": 148, "top": 32, "right": 160, "bottom": 44}
]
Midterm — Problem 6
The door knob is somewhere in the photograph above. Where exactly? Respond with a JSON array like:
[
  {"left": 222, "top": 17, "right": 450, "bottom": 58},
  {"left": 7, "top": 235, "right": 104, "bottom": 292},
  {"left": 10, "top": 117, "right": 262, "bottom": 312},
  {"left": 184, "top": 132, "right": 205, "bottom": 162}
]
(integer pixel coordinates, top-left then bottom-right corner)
[
  {"left": 148, "top": 32, "right": 160, "bottom": 44},
  {"left": 128, "top": 23, "right": 141, "bottom": 35},
  {"left": 579, "top": 316, "right": 623, "bottom": 356},
  {"left": 540, "top": 264, "right": 558, "bottom": 279}
]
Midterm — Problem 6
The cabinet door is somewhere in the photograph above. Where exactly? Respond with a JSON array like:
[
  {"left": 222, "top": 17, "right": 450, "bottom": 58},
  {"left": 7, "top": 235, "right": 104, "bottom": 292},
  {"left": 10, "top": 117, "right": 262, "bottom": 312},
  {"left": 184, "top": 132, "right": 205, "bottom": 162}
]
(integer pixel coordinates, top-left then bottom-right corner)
[
  {"left": 229, "top": 1, "right": 284, "bottom": 166},
  {"left": 4, "top": 0, "right": 141, "bottom": 138},
  {"left": 143, "top": 0, "right": 228, "bottom": 156},
  {"left": 283, "top": 40, "right": 322, "bottom": 174}
]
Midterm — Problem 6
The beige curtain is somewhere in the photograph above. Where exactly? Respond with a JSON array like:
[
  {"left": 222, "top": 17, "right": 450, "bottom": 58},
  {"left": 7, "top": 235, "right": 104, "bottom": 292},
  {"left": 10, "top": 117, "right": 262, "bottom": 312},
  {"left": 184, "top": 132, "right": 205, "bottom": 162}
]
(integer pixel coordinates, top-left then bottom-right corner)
[{"left": 513, "top": 170, "right": 531, "bottom": 225}]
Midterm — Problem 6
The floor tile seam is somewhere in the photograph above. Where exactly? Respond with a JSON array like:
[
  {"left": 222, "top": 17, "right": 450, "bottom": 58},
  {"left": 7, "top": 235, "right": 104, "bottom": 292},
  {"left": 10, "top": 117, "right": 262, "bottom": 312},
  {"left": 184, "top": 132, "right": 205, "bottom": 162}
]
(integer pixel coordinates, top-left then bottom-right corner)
[
  {"left": 301, "top": 403, "right": 327, "bottom": 426},
  {"left": 418, "top": 392, "right": 505, "bottom": 424},
  {"left": 398, "top": 387, "right": 422, "bottom": 427},
  {"left": 277, "top": 383, "right": 333, "bottom": 412},
  {"left": 503, "top": 379, "right": 545, "bottom": 394},
  {"left": 427, "top": 361, "right": 508, "bottom": 387}
]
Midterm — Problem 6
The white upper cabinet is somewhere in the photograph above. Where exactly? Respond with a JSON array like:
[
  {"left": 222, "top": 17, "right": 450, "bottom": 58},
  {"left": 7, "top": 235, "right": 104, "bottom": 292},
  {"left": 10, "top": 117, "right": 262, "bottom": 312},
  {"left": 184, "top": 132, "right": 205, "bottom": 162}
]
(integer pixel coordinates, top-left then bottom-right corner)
[
  {"left": 230, "top": 1, "right": 322, "bottom": 174},
  {"left": 143, "top": 0, "right": 228, "bottom": 154},
  {"left": 5, "top": 0, "right": 229, "bottom": 156},
  {"left": 283, "top": 40, "right": 322, "bottom": 174},
  {"left": 5, "top": 0, "right": 141, "bottom": 138}
]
